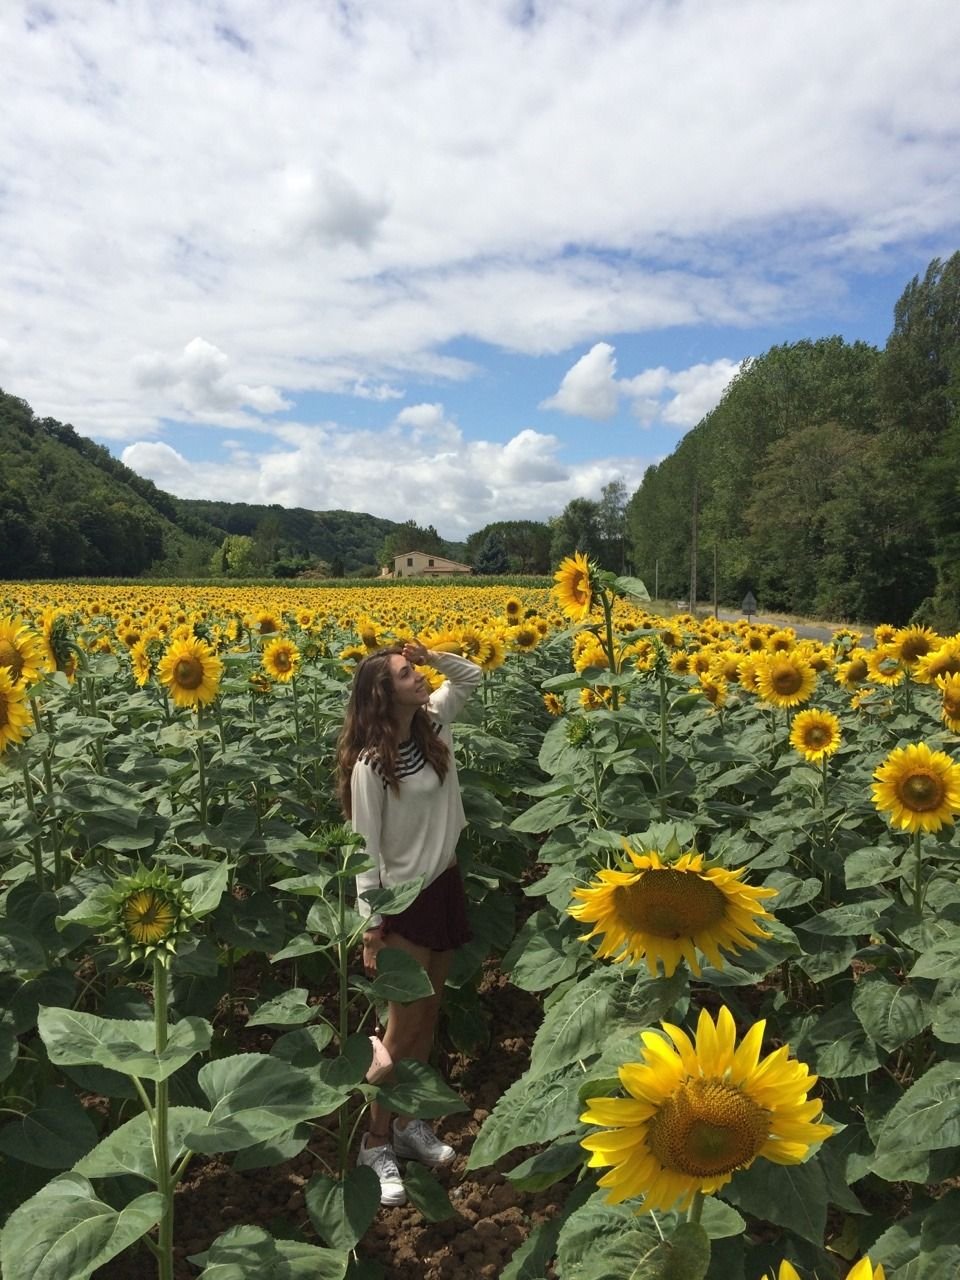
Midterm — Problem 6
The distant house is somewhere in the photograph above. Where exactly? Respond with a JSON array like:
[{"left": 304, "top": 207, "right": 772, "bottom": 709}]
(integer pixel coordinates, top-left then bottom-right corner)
[{"left": 392, "top": 550, "right": 472, "bottom": 578}]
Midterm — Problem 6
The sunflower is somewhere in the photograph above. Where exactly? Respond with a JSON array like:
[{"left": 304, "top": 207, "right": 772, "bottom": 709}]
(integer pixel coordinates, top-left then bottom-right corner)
[
  {"left": 103, "top": 865, "right": 195, "bottom": 966},
  {"left": 891, "top": 624, "right": 940, "bottom": 668},
  {"left": 356, "top": 615, "right": 381, "bottom": 651},
  {"left": 252, "top": 610, "right": 282, "bottom": 637},
  {"left": 508, "top": 623, "right": 540, "bottom": 652},
  {"left": 696, "top": 676, "right": 727, "bottom": 710},
  {"left": 581, "top": 1006, "right": 832, "bottom": 1213},
  {"left": 568, "top": 847, "right": 776, "bottom": 978},
  {"left": 543, "top": 692, "right": 565, "bottom": 717},
  {"left": 554, "top": 552, "right": 594, "bottom": 621},
  {"left": 936, "top": 672, "right": 960, "bottom": 733},
  {"left": 835, "top": 648, "right": 870, "bottom": 691},
  {"left": 459, "top": 627, "right": 494, "bottom": 667},
  {"left": 670, "top": 650, "right": 692, "bottom": 676},
  {"left": 0, "top": 616, "right": 50, "bottom": 686},
  {"left": 130, "top": 640, "right": 153, "bottom": 688},
  {"left": 766, "top": 628, "right": 796, "bottom": 653},
  {"left": 262, "top": 637, "right": 301, "bottom": 683},
  {"left": 873, "top": 623, "right": 897, "bottom": 646},
  {"left": 872, "top": 742, "right": 960, "bottom": 833},
  {"left": 738, "top": 653, "right": 764, "bottom": 694},
  {"left": 579, "top": 687, "right": 608, "bottom": 711},
  {"left": 156, "top": 636, "right": 223, "bottom": 708},
  {"left": 773, "top": 1259, "right": 884, "bottom": 1280},
  {"left": 789, "top": 709, "right": 841, "bottom": 762},
  {"left": 0, "top": 669, "right": 32, "bottom": 753},
  {"left": 913, "top": 638, "right": 960, "bottom": 686},
  {"left": 504, "top": 596, "right": 523, "bottom": 620},
  {"left": 865, "top": 644, "right": 905, "bottom": 687},
  {"left": 476, "top": 634, "right": 507, "bottom": 672},
  {"left": 756, "top": 653, "right": 817, "bottom": 709}
]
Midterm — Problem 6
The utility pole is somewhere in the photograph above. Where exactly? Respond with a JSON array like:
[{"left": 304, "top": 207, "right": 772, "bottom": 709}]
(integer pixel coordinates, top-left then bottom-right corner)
[{"left": 713, "top": 542, "right": 719, "bottom": 620}]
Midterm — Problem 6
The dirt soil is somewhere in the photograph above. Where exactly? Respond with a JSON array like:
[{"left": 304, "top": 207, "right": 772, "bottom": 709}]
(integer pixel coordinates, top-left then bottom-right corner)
[{"left": 95, "top": 966, "right": 564, "bottom": 1280}]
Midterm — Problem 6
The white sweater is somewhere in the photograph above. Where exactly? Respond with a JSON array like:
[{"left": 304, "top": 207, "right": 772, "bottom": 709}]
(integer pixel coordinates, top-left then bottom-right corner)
[{"left": 351, "top": 651, "right": 483, "bottom": 926}]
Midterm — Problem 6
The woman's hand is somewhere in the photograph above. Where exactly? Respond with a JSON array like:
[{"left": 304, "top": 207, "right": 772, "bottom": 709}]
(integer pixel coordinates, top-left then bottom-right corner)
[
  {"left": 402, "top": 640, "right": 429, "bottom": 667},
  {"left": 362, "top": 927, "right": 386, "bottom": 976}
]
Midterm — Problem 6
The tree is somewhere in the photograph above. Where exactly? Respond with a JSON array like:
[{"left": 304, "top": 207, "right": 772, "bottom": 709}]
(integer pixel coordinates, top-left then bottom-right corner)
[
  {"left": 472, "top": 531, "right": 510, "bottom": 575},
  {"left": 597, "top": 479, "right": 628, "bottom": 572},
  {"left": 463, "top": 520, "right": 552, "bottom": 573},
  {"left": 549, "top": 498, "right": 602, "bottom": 564}
]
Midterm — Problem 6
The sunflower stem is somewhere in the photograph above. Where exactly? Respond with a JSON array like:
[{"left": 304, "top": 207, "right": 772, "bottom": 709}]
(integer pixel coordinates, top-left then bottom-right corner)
[
  {"left": 687, "top": 1190, "right": 705, "bottom": 1224},
  {"left": 42, "top": 748, "right": 64, "bottom": 888},
  {"left": 20, "top": 761, "right": 45, "bottom": 890},
  {"left": 335, "top": 854, "right": 351, "bottom": 1178},
  {"left": 152, "top": 957, "right": 174, "bottom": 1280},
  {"left": 599, "top": 586, "right": 620, "bottom": 711},
  {"left": 658, "top": 668, "right": 668, "bottom": 819},
  {"left": 913, "top": 829, "right": 924, "bottom": 921},
  {"left": 195, "top": 706, "right": 208, "bottom": 827}
]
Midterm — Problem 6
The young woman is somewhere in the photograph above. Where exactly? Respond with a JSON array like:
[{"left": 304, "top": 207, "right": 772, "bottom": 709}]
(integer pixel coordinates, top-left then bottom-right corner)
[{"left": 337, "top": 639, "right": 482, "bottom": 1205}]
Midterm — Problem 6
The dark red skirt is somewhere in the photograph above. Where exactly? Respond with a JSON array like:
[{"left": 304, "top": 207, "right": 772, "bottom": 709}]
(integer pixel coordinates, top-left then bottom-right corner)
[{"left": 382, "top": 863, "right": 472, "bottom": 952}]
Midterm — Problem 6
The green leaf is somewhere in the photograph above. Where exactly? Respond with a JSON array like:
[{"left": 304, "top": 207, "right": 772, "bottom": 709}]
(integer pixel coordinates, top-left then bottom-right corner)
[
  {"left": 511, "top": 925, "right": 581, "bottom": 992},
  {"left": 795, "top": 934, "right": 856, "bottom": 981},
  {"left": 510, "top": 794, "right": 579, "bottom": 833},
  {"left": 182, "top": 862, "right": 231, "bottom": 918},
  {"left": 798, "top": 898, "right": 891, "bottom": 935},
  {"left": 0, "top": 1173, "right": 163, "bottom": 1280},
  {"left": 931, "top": 979, "right": 960, "bottom": 1043},
  {"left": 305, "top": 1167, "right": 381, "bottom": 1250},
  {"left": 761, "top": 871, "right": 822, "bottom": 909},
  {"left": 724, "top": 1157, "right": 829, "bottom": 1244},
  {"left": 870, "top": 1187, "right": 960, "bottom": 1279},
  {"left": 247, "top": 988, "right": 322, "bottom": 1028},
  {"left": 316, "top": 1033, "right": 374, "bottom": 1088},
  {"left": 360, "top": 877, "right": 424, "bottom": 917},
  {"left": 402, "top": 1163, "right": 457, "bottom": 1222},
  {"left": 505, "top": 1138, "right": 586, "bottom": 1191},
  {"left": 852, "top": 972, "right": 930, "bottom": 1051},
  {"left": 555, "top": 1191, "right": 710, "bottom": 1280},
  {"left": 467, "top": 1063, "right": 584, "bottom": 1170},
  {"left": 909, "top": 934, "right": 960, "bottom": 979},
  {"left": 369, "top": 949, "right": 434, "bottom": 1003},
  {"left": 74, "top": 1107, "right": 210, "bottom": 1181},
  {"left": 190, "top": 1224, "right": 349, "bottom": 1280},
  {"left": 803, "top": 1003, "right": 881, "bottom": 1078},
  {"left": 614, "top": 576, "right": 650, "bottom": 601},
  {"left": 189, "top": 1054, "right": 349, "bottom": 1153},
  {"left": 212, "top": 892, "right": 287, "bottom": 952},
  {"left": 270, "top": 1024, "right": 335, "bottom": 1068},
  {"left": 873, "top": 1060, "right": 960, "bottom": 1178},
  {"left": 0, "top": 1086, "right": 99, "bottom": 1169},
  {"left": 38, "top": 1007, "right": 212, "bottom": 1081},
  {"left": 844, "top": 845, "right": 903, "bottom": 890},
  {"left": 232, "top": 1127, "right": 312, "bottom": 1171},
  {"left": 374, "top": 1059, "right": 468, "bottom": 1120}
]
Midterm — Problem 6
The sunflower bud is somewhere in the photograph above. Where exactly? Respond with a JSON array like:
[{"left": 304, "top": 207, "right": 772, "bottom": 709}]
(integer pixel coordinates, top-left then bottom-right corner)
[{"left": 102, "top": 866, "right": 195, "bottom": 967}]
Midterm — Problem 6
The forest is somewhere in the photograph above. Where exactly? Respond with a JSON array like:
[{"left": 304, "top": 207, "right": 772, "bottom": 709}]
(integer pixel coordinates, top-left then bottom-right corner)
[{"left": 1, "top": 253, "right": 957, "bottom": 627}]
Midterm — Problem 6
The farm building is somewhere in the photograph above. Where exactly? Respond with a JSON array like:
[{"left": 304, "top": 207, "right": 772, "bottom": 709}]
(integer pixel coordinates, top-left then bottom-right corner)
[{"left": 392, "top": 550, "right": 473, "bottom": 578}]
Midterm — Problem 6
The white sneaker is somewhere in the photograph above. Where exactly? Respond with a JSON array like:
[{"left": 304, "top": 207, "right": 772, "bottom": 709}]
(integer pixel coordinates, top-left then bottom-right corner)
[
  {"left": 392, "top": 1118, "right": 456, "bottom": 1168},
  {"left": 357, "top": 1136, "right": 406, "bottom": 1206}
]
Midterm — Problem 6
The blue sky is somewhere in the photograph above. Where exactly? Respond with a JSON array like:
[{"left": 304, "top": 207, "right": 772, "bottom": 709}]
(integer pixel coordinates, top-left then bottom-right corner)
[{"left": 2, "top": 1, "right": 959, "bottom": 538}]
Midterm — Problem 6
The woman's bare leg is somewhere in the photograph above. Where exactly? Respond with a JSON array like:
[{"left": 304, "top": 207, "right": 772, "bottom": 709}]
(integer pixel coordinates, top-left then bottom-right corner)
[{"left": 365, "top": 934, "right": 454, "bottom": 1143}]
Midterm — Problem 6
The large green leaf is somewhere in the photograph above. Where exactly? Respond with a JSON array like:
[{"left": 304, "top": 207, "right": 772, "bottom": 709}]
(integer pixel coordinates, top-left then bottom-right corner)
[
  {"left": 0, "top": 1086, "right": 99, "bottom": 1169},
  {"left": 930, "top": 979, "right": 960, "bottom": 1043},
  {"left": 873, "top": 1060, "right": 960, "bottom": 1178},
  {"left": 851, "top": 971, "right": 929, "bottom": 1051},
  {"left": 73, "top": 1107, "right": 209, "bottom": 1181},
  {"left": 511, "top": 925, "right": 581, "bottom": 992},
  {"left": 374, "top": 1059, "right": 468, "bottom": 1119},
  {"left": 270, "top": 1024, "right": 335, "bottom": 1068},
  {"left": 305, "top": 1167, "right": 381, "bottom": 1250},
  {"left": 190, "top": 1225, "right": 349, "bottom": 1280},
  {"left": 247, "top": 988, "right": 322, "bottom": 1028},
  {"left": 467, "top": 1062, "right": 584, "bottom": 1170},
  {"left": 368, "top": 948, "right": 434, "bottom": 1003},
  {"left": 360, "top": 877, "right": 425, "bottom": 917},
  {"left": 798, "top": 898, "right": 891, "bottom": 936},
  {"left": 38, "top": 1007, "right": 211, "bottom": 1081},
  {"left": 844, "top": 845, "right": 903, "bottom": 890},
  {"left": 803, "top": 1003, "right": 881, "bottom": 1078},
  {"left": 505, "top": 1138, "right": 586, "bottom": 1191},
  {"left": 188, "top": 1054, "right": 349, "bottom": 1153},
  {"left": 723, "top": 1157, "right": 830, "bottom": 1244},
  {"left": 0, "top": 1172, "right": 163, "bottom": 1280},
  {"left": 909, "top": 934, "right": 960, "bottom": 979},
  {"left": 510, "top": 793, "right": 579, "bottom": 833},
  {"left": 870, "top": 1188, "right": 960, "bottom": 1279},
  {"left": 556, "top": 1192, "right": 710, "bottom": 1280}
]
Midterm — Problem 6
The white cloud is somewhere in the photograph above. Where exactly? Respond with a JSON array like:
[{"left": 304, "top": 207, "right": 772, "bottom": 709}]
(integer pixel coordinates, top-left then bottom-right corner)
[
  {"left": 121, "top": 411, "right": 651, "bottom": 537},
  {"left": 131, "top": 338, "right": 290, "bottom": 417},
  {"left": 544, "top": 346, "right": 740, "bottom": 428},
  {"left": 540, "top": 343, "right": 619, "bottom": 419},
  {"left": 2, "top": 0, "right": 959, "bottom": 505}
]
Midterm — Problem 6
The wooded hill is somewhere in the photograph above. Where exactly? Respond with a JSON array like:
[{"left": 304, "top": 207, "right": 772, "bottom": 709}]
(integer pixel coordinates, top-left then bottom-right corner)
[
  {"left": 627, "top": 253, "right": 960, "bottom": 629},
  {"left": 0, "top": 389, "right": 460, "bottom": 579}
]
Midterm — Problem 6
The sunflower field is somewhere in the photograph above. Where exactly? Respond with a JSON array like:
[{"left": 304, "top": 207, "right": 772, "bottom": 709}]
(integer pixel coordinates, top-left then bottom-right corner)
[{"left": 1, "top": 566, "right": 960, "bottom": 1280}]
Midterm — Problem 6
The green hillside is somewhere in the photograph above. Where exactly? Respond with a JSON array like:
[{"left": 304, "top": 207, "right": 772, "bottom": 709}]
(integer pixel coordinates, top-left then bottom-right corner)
[{"left": 0, "top": 390, "right": 465, "bottom": 579}]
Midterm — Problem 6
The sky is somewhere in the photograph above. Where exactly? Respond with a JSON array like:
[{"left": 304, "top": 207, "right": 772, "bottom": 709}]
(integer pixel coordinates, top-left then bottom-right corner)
[{"left": 3, "top": 0, "right": 960, "bottom": 540}]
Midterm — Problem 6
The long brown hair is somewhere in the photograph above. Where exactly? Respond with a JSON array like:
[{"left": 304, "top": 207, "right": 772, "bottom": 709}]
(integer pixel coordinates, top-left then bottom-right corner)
[{"left": 336, "top": 646, "right": 450, "bottom": 817}]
